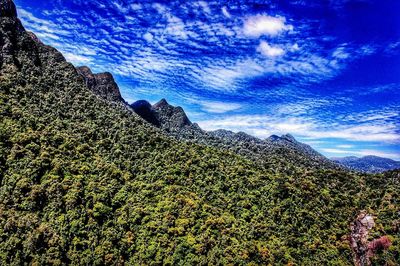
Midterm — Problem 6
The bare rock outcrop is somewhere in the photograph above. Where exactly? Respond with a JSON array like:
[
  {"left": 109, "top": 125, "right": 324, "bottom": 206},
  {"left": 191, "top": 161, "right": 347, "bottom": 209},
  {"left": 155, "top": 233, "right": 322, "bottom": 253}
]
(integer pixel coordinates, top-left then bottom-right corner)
[
  {"left": 76, "top": 66, "right": 123, "bottom": 102},
  {"left": 349, "top": 211, "right": 391, "bottom": 266}
]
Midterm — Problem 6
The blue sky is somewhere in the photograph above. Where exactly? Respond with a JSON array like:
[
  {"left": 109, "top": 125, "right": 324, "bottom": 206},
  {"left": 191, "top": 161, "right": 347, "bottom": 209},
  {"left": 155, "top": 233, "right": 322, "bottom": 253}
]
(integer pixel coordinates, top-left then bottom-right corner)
[{"left": 14, "top": 0, "right": 400, "bottom": 160}]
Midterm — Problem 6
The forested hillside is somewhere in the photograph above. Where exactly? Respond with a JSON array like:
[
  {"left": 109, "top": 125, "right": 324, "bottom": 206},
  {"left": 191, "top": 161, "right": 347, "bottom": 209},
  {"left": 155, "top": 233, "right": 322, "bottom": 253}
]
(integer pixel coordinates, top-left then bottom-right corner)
[{"left": 0, "top": 1, "right": 399, "bottom": 265}]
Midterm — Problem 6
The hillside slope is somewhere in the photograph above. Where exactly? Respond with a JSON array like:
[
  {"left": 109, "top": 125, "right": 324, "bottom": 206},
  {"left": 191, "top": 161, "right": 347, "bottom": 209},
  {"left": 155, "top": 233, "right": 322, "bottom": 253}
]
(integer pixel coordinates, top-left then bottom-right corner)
[{"left": 0, "top": 2, "right": 399, "bottom": 265}]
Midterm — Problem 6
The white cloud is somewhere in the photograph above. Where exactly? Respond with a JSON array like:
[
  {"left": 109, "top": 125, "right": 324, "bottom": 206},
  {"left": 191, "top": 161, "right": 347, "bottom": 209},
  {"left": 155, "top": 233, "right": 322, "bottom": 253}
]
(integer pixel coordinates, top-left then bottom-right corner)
[
  {"left": 332, "top": 46, "right": 350, "bottom": 59},
  {"left": 291, "top": 43, "right": 300, "bottom": 51},
  {"left": 63, "top": 52, "right": 93, "bottom": 64},
  {"left": 152, "top": 3, "right": 167, "bottom": 13},
  {"left": 243, "top": 15, "right": 293, "bottom": 37},
  {"left": 143, "top": 32, "right": 154, "bottom": 42},
  {"left": 111, "top": 1, "right": 129, "bottom": 14},
  {"left": 197, "top": 1, "right": 211, "bottom": 14},
  {"left": 198, "top": 101, "right": 243, "bottom": 113},
  {"left": 130, "top": 3, "right": 142, "bottom": 11},
  {"left": 200, "top": 59, "right": 264, "bottom": 90},
  {"left": 222, "top": 6, "right": 231, "bottom": 18},
  {"left": 165, "top": 14, "right": 189, "bottom": 39},
  {"left": 257, "top": 41, "right": 285, "bottom": 57},
  {"left": 336, "top": 144, "right": 354, "bottom": 149},
  {"left": 18, "top": 8, "right": 72, "bottom": 37},
  {"left": 197, "top": 113, "right": 400, "bottom": 142}
]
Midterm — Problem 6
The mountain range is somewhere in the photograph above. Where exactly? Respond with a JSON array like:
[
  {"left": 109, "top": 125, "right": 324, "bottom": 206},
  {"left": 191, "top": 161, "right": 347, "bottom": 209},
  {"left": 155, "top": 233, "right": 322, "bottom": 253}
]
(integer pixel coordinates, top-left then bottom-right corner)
[
  {"left": 333, "top": 155, "right": 400, "bottom": 173},
  {"left": 77, "top": 62, "right": 398, "bottom": 174},
  {"left": 129, "top": 98, "right": 339, "bottom": 170},
  {"left": 0, "top": 1, "right": 399, "bottom": 264}
]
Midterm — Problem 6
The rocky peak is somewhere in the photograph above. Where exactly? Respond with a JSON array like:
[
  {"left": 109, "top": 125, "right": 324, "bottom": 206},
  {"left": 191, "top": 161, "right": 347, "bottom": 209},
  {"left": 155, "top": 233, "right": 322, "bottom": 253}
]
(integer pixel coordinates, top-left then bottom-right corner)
[
  {"left": 131, "top": 98, "right": 193, "bottom": 132},
  {"left": 0, "top": 1, "right": 45, "bottom": 73},
  {"left": 268, "top": 135, "right": 281, "bottom": 141},
  {"left": 0, "top": 0, "right": 17, "bottom": 18},
  {"left": 154, "top": 102, "right": 192, "bottom": 131},
  {"left": 131, "top": 100, "right": 152, "bottom": 110},
  {"left": 76, "top": 65, "right": 93, "bottom": 77},
  {"left": 281, "top": 134, "right": 296, "bottom": 143},
  {"left": 153, "top": 98, "right": 169, "bottom": 109},
  {"left": 130, "top": 100, "right": 160, "bottom": 127},
  {"left": 76, "top": 66, "right": 123, "bottom": 103},
  {"left": 268, "top": 134, "right": 297, "bottom": 143}
]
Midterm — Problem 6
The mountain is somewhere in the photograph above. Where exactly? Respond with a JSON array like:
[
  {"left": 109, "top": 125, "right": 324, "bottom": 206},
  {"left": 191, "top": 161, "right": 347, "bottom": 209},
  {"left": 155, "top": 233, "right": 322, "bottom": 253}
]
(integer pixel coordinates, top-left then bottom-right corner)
[
  {"left": 333, "top": 155, "right": 400, "bottom": 173},
  {"left": 76, "top": 66, "right": 124, "bottom": 103},
  {"left": 130, "top": 100, "right": 160, "bottom": 126},
  {"left": 131, "top": 99, "right": 339, "bottom": 170},
  {"left": 1, "top": 1, "right": 399, "bottom": 264}
]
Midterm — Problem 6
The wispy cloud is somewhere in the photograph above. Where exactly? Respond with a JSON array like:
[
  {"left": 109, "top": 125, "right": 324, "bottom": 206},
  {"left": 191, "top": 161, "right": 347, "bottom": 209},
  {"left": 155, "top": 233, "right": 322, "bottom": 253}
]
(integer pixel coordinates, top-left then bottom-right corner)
[
  {"left": 336, "top": 144, "right": 354, "bottom": 149},
  {"left": 221, "top": 6, "right": 231, "bottom": 18},
  {"left": 63, "top": 52, "right": 93, "bottom": 65},
  {"left": 185, "top": 97, "right": 243, "bottom": 113},
  {"left": 198, "top": 109, "right": 400, "bottom": 143}
]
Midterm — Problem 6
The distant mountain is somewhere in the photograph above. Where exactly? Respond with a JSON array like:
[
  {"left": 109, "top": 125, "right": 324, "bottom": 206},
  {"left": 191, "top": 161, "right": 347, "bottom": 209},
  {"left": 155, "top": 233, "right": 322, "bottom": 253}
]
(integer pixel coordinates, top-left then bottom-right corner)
[
  {"left": 333, "top": 155, "right": 400, "bottom": 173},
  {"left": 130, "top": 99, "right": 339, "bottom": 170}
]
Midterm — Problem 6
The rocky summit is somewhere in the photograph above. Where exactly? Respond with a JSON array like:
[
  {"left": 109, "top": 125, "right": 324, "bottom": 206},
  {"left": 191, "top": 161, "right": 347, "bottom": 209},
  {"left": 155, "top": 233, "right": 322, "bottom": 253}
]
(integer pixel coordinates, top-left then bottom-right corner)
[
  {"left": 0, "top": 0, "right": 17, "bottom": 18},
  {"left": 130, "top": 100, "right": 160, "bottom": 126},
  {"left": 130, "top": 98, "right": 196, "bottom": 133},
  {"left": 76, "top": 66, "right": 124, "bottom": 103}
]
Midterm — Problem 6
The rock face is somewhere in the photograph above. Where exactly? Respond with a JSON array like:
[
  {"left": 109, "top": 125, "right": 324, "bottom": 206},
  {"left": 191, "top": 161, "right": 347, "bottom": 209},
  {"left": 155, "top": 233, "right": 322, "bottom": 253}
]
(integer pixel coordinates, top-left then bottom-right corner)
[
  {"left": 0, "top": 0, "right": 17, "bottom": 17},
  {"left": 267, "top": 134, "right": 327, "bottom": 163},
  {"left": 152, "top": 99, "right": 192, "bottom": 132},
  {"left": 130, "top": 99, "right": 198, "bottom": 133},
  {"left": 333, "top": 155, "right": 400, "bottom": 173},
  {"left": 0, "top": 0, "right": 68, "bottom": 76},
  {"left": 350, "top": 211, "right": 391, "bottom": 266},
  {"left": 130, "top": 100, "right": 160, "bottom": 126},
  {"left": 76, "top": 66, "right": 123, "bottom": 102}
]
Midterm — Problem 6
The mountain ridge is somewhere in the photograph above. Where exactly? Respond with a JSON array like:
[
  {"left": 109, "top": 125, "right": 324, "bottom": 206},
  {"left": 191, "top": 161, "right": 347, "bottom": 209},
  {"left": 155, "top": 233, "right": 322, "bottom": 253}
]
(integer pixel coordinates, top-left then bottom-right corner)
[
  {"left": 130, "top": 99, "right": 339, "bottom": 170},
  {"left": 333, "top": 155, "right": 400, "bottom": 173},
  {"left": 71, "top": 62, "right": 337, "bottom": 169}
]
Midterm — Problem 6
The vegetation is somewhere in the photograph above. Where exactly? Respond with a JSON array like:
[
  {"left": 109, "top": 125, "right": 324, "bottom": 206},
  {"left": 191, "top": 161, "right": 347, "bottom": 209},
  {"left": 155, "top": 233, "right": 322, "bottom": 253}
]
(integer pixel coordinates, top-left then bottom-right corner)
[{"left": 0, "top": 5, "right": 399, "bottom": 265}]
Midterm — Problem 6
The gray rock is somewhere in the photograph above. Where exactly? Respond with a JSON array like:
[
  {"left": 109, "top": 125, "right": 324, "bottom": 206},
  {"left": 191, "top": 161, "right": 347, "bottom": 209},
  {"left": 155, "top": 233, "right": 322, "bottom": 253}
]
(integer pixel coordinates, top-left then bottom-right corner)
[
  {"left": 76, "top": 66, "right": 124, "bottom": 102},
  {"left": 0, "top": 0, "right": 17, "bottom": 18}
]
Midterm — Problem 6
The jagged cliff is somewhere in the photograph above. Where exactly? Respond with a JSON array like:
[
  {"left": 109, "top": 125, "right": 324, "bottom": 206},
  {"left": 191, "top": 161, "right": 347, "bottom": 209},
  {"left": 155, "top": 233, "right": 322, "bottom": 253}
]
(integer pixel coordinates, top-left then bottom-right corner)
[{"left": 76, "top": 66, "right": 124, "bottom": 103}]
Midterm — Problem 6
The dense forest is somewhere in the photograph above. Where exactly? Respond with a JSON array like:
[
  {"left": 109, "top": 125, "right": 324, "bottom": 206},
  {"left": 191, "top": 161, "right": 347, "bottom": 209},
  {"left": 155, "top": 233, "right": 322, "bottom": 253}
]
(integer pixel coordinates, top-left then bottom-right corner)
[{"left": 0, "top": 1, "right": 399, "bottom": 265}]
